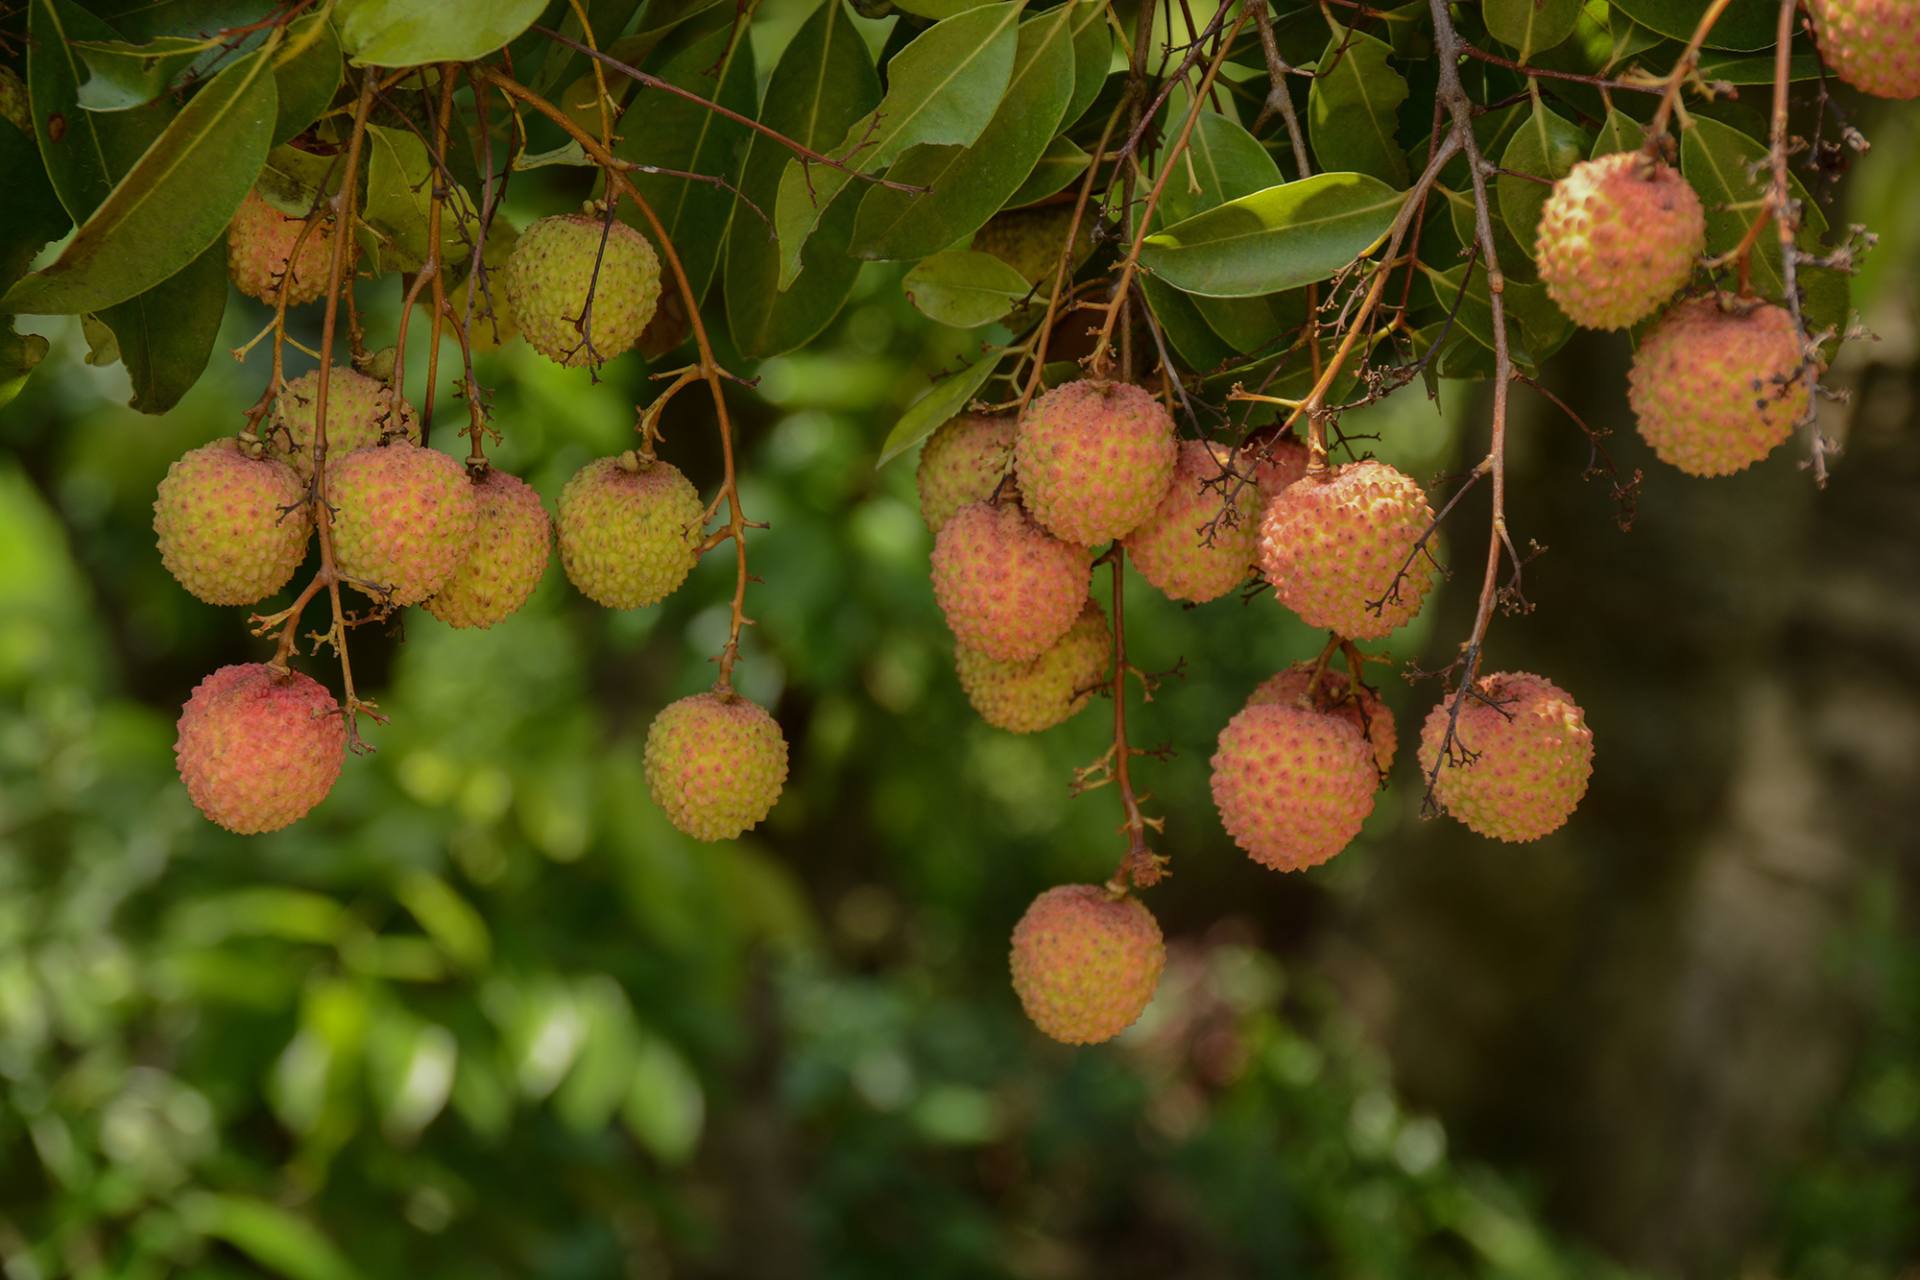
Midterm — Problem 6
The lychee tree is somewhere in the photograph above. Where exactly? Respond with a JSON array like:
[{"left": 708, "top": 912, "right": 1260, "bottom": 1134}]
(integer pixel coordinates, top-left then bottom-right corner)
[{"left": 0, "top": 0, "right": 1899, "bottom": 1046}]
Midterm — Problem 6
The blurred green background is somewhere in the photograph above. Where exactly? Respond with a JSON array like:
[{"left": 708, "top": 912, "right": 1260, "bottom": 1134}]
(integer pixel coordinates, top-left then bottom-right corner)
[{"left": 3, "top": 84, "right": 1919, "bottom": 1280}]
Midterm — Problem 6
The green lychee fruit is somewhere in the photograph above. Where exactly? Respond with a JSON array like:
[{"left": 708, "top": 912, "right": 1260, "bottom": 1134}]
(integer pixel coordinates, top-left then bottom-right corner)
[
  {"left": 1257, "top": 460, "right": 1435, "bottom": 640},
  {"left": 174, "top": 663, "right": 346, "bottom": 834},
  {"left": 557, "top": 453, "right": 704, "bottom": 609},
  {"left": 970, "top": 205, "right": 1097, "bottom": 288},
  {"left": 0, "top": 66, "right": 28, "bottom": 133},
  {"left": 504, "top": 213, "right": 662, "bottom": 367},
  {"left": 328, "top": 443, "right": 479, "bottom": 606},
  {"left": 272, "top": 367, "right": 420, "bottom": 478},
  {"left": 1009, "top": 883, "right": 1165, "bottom": 1045},
  {"left": 930, "top": 501, "right": 1090, "bottom": 662},
  {"left": 1210, "top": 694, "right": 1381, "bottom": 873},
  {"left": 1124, "top": 439, "right": 1260, "bottom": 603},
  {"left": 227, "top": 188, "right": 350, "bottom": 307},
  {"left": 1810, "top": 0, "right": 1920, "bottom": 97},
  {"left": 1248, "top": 664, "right": 1397, "bottom": 774},
  {"left": 1418, "top": 671, "right": 1593, "bottom": 842},
  {"left": 956, "top": 600, "right": 1108, "bottom": 733},
  {"left": 644, "top": 691, "right": 789, "bottom": 841},
  {"left": 1015, "top": 380, "right": 1177, "bottom": 546},
  {"left": 422, "top": 469, "right": 551, "bottom": 628},
  {"left": 916, "top": 413, "right": 1015, "bottom": 534},
  {"left": 1536, "top": 153, "right": 1704, "bottom": 330},
  {"left": 153, "top": 438, "right": 311, "bottom": 605},
  {"left": 1628, "top": 294, "right": 1811, "bottom": 476}
]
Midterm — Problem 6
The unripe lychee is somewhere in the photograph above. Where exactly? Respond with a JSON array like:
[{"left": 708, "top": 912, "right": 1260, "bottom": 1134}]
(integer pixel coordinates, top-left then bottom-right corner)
[
  {"left": 1210, "top": 698, "right": 1381, "bottom": 873},
  {"left": 422, "top": 469, "right": 552, "bottom": 628},
  {"left": 1257, "top": 460, "right": 1435, "bottom": 640},
  {"left": 557, "top": 454, "right": 704, "bottom": 609},
  {"left": 227, "top": 189, "right": 350, "bottom": 307},
  {"left": 1536, "top": 153, "right": 1705, "bottom": 330},
  {"left": 504, "top": 213, "right": 662, "bottom": 367},
  {"left": 153, "top": 438, "right": 311, "bottom": 605},
  {"left": 272, "top": 367, "right": 420, "bottom": 478},
  {"left": 1009, "top": 884, "right": 1165, "bottom": 1045},
  {"left": 1124, "top": 439, "right": 1259, "bottom": 603},
  {"left": 1627, "top": 294, "right": 1811, "bottom": 477},
  {"left": 970, "top": 206, "right": 1097, "bottom": 287},
  {"left": 1250, "top": 434, "right": 1309, "bottom": 493},
  {"left": 930, "top": 502, "right": 1090, "bottom": 662},
  {"left": 1248, "top": 664, "right": 1397, "bottom": 774},
  {"left": 643, "top": 691, "right": 789, "bottom": 841},
  {"left": 916, "top": 413, "right": 1015, "bottom": 533},
  {"left": 1417, "top": 671, "right": 1594, "bottom": 842},
  {"left": 956, "top": 600, "right": 1108, "bottom": 733},
  {"left": 1809, "top": 0, "right": 1920, "bottom": 97},
  {"left": 328, "top": 443, "right": 479, "bottom": 606},
  {"left": 1015, "top": 380, "right": 1178, "bottom": 546},
  {"left": 174, "top": 664, "right": 346, "bottom": 834}
]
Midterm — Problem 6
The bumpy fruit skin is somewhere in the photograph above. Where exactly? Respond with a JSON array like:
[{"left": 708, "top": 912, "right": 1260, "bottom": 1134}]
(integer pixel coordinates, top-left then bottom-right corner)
[
  {"left": 1418, "top": 672, "right": 1594, "bottom": 842},
  {"left": 1015, "top": 380, "right": 1177, "bottom": 546},
  {"left": 956, "top": 600, "right": 1108, "bottom": 733},
  {"left": 1536, "top": 154, "right": 1705, "bottom": 330},
  {"left": 153, "top": 439, "right": 311, "bottom": 605},
  {"left": 328, "top": 444, "right": 479, "bottom": 606},
  {"left": 971, "top": 206, "right": 1096, "bottom": 286},
  {"left": 504, "top": 214, "right": 662, "bottom": 367},
  {"left": 916, "top": 414, "right": 1016, "bottom": 533},
  {"left": 272, "top": 368, "right": 420, "bottom": 478},
  {"left": 174, "top": 664, "right": 346, "bottom": 834},
  {"left": 1251, "top": 435, "right": 1310, "bottom": 493},
  {"left": 931, "top": 502, "right": 1090, "bottom": 662},
  {"left": 1257, "top": 460, "right": 1435, "bottom": 640},
  {"left": 644, "top": 692, "right": 789, "bottom": 841},
  {"left": 1810, "top": 0, "right": 1920, "bottom": 97},
  {"left": 557, "top": 455, "right": 703, "bottom": 609},
  {"left": 228, "top": 189, "right": 349, "bottom": 307},
  {"left": 1211, "top": 699, "right": 1380, "bottom": 872},
  {"left": 1248, "top": 665, "right": 1397, "bottom": 774},
  {"left": 0, "top": 66, "right": 28, "bottom": 132},
  {"left": 1125, "top": 439, "right": 1260, "bottom": 603},
  {"left": 422, "top": 469, "right": 551, "bottom": 628},
  {"left": 1009, "top": 885, "right": 1165, "bottom": 1045},
  {"left": 1627, "top": 295, "right": 1810, "bottom": 477}
]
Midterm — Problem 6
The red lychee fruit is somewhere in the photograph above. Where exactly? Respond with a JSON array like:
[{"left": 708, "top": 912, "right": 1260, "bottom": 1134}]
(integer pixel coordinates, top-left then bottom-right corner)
[
  {"left": 1536, "top": 153, "right": 1705, "bottom": 330},
  {"left": 422, "top": 469, "right": 552, "bottom": 628},
  {"left": 271, "top": 367, "right": 420, "bottom": 479},
  {"left": 1210, "top": 691, "right": 1382, "bottom": 873},
  {"left": 1248, "top": 664, "right": 1397, "bottom": 774},
  {"left": 956, "top": 600, "right": 1108, "bottom": 733},
  {"left": 174, "top": 664, "right": 346, "bottom": 834},
  {"left": 504, "top": 213, "right": 662, "bottom": 367},
  {"left": 1257, "top": 460, "right": 1435, "bottom": 640},
  {"left": 1009, "top": 884, "right": 1165, "bottom": 1045},
  {"left": 1124, "top": 439, "right": 1260, "bottom": 603},
  {"left": 1417, "top": 671, "right": 1594, "bottom": 842},
  {"left": 916, "top": 413, "right": 1015, "bottom": 534},
  {"left": 1810, "top": 0, "right": 1920, "bottom": 97},
  {"left": 328, "top": 443, "right": 479, "bottom": 606},
  {"left": 1015, "top": 380, "right": 1177, "bottom": 546},
  {"left": 644, "top": 691, "right": 789, "bottom": 841},
  {"left": 930, "top": 501, "right": 1090, "bottom": 662},
  {"left": 556, "top": 453, "right": 704, "bottom": 609},
  {"left": 227, "top": 189, "right": 351, "bottom": 307},
  {"left": 1628, "top": 294, "right": 1811, "bottom": 477},
  {"left": 153, "top": 438, "right": 311, "bottom": 605}
]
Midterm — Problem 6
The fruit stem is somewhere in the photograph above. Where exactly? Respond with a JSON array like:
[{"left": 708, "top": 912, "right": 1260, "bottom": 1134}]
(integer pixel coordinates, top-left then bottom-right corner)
[{"left": 1645, "top": 0, "right": 1741, "bottom": 141}]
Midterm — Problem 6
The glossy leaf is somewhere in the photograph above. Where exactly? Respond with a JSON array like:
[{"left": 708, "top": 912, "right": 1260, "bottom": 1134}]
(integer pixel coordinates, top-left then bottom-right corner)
[
  {"left": 1063, "top": 0, "right": 1112, "bottom": 128},
  {"left": 1590, "top": 108, "right": 1645, "bottom": 157},
  {"left": 1496, "top": 99, "right": 1586, "bottom": 254},
  {"left": 335, "top": 0, "right": 548, "bottom": 66},
  {"left": 27, "top": 0, "right": 170, "bottom": 220},
  {"left": 1484, "top": 0, "right": 1581, "bottom": 59},
  {"left": 71, "top": 36, "right": 202, "bottom": 111},
  {"left": 1005, "top": 136, "right": 1091, "bottom": 207},
  {"left": 1609, "top": 0, "right": 1778, "bottom": 50},
  {"left": 904, "top": 250, "right": 1034, "bottom": 327},
  {"left": 272, "top": 12, "right": 343, "bottom": 143},
  {"left": 362, "top": 122, "right": 475, "bottom": 274},
  {"left": 1308, "top": 27, "right": 1409, "bottom": 187},
  {"left": 1157, "top": 111, "right": 1292, "bottom": 354},
  {"left": 94, "top": 241, "right": 226, "bottom": 414},
  {"left": 877, "top": 351, "right": 1000, "bottom": 466},
  {"left": 1139, "top": 171, "right": 1404, "bottom": 298}
]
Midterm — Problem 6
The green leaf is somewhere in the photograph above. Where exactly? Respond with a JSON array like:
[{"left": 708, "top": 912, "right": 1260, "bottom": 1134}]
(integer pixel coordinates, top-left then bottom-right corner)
[
  {"left": 1139, "top": 171, "right": 1404, "bottom": 298},
  {"left": 1005, "top": 135, "right": 1091, "bottom": 207},
  {"left": 601, "top": 0, "right": 730, "bottom": 78},
  {"left": 1495, "top": 98, "right": 1585, "bottom": 255},
  {"left": 904, "top": 250, "right": 1034, "bottom": 327},
  {"left": 1416, "top": 260, "right": 1569, "bottom": 371},
  {"left": 1608, "top": 0, "right": 1778, "bottom": 50},
  {"left": 1484, "top": 0, "right": 1582, "bottom": 59},
  {"left": 257, "top": 142, "right": 342, "bottom": 214},
  {"left": 394, "top": 872, "right": 491, "bottom": 972},
  {"left": 335, "top": 0, "right": 548, "bottom": 66},
  {"left": 361, "top": 122, "right": 475, "bottom": 274},
  {"left": 4, "top": 51, "right": 275, "bottom": 315},
  {"left": 71, "top": 36, "right": 202, "bottom": 111},
  {"left": 367, "top": 1011, "right": 456, "bottom": 1143},
  {"left": 27, "top": 0, "right": 170, "bottom": 220},
  {"left": 177, "top": 1194, "right": 365, "bottom": 1280},
  {"left": 1695, "top": 50, "right": 1827, "bottom": 83},
  {"left": 0, "top": 321, "right": 51, "bottom": 410},
  {"left": 94, "top": 240, "right": 226, "bottom": 414},
  {"left": 1142, "top": 274, "right": 1238, "bottom": 370},
  {"left": 854, "top": 4, "right": 1076, "bottom": 261},
  {"left": 0, "top": 123, "right": 71, "bottom": 287},
  {"left": 877, "top": 351, "right": 1000, "bottom": 466},
  {"left": 893, "top": 0, "right": 990, "bottom": 15},
  {"left": 1307, "top": 27, "right": 1409, "bottom": 187},
  {"left": 622, "top": 1032, "right": 705, "bottom": 1164},
  {"left": 1156, "top": 111, "right": 1291, "bottom": 354},
  {"left": 272, "top": 12, "right": 343, "bottom": 143},
  {"left": 1062, "top": 0, "right": 1113, "bottom": 128},
  {"left": 1591, "top": 108, "right": 1645, "bottom": 157}
]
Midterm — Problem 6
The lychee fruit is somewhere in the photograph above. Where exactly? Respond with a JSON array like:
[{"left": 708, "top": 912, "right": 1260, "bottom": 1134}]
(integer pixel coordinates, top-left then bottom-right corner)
[
  {"left": 971, "top": 205, "right": 1097, "bottom": 289},
  {"left": 556, "top": 453, "right": 704, "bottom": 609},
  {"left": 1809, "top": 0, "right": 1920, "bottom": 97},
  {"left": 504, "top": 213, "right": 662, "bottom": 367},
  {"left": 174, "top": 663, "right": 346, "bottom": 834},
  {"left": 1009, "top": 884, "right": 1165, "bottom": 1045},
  {"left": 153, "top": 438, "right": 311, "bottom": 605},
  {"left": 1257, "top": 460, "right": 1435, "bottom": 640},
  {"left": 271, "top": 367, "right": 420, "bottom": 478},
  {"left": 422, "top": 469, "right": 552, "bottom": 628},
  {"left": 1124, "top": 439, "right": 1260, "bottom": 603},
  {"left": 1536, "top": 153, "right": 1705, "bottom": 330},
  {"left": 916, "top": 413, "right": 1015, "bottom": 534},
  {"left": 1248, "top": 664, "right": 1397, "bottom": 774},
  {"left": 1250, "top": 434, "right": 1310, "bottom": 493},
  {"left": 328, "top": 443, "right": 479, "bottom": 606},
  {"left": 227, "top": 188, "right": 350, "bottom": 307},
  {"left": 643, "top": 691, "right": 789, "bottom": 841},
  {"left": 930, "top": 501, "right": 1090, "bottom": 662},
  {"left": 1015, "top": 380, "right": 1177, "bottom": 546},
  {"left": 1417, "top": 671, "right": 1594, "bottom": 842},
  {"left": 1627, "top": 294, "right": 1811, "bottom": 477},
  {"left": 1210, "top": 694, "right": 1382, "bottom": 873},
  {"left": 956, "top": 600, "right": 1109, "bottom": 733}
]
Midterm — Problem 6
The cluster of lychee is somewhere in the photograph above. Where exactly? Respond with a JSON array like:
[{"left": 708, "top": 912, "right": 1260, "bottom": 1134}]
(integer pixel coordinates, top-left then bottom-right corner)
[{"left": 165, "top": 196, "right": 783, "bottom": 843}]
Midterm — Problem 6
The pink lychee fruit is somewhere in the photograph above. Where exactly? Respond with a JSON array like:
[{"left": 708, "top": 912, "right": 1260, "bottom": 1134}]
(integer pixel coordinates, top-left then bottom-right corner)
[
  {"left": 1210, "top": 690, "right": 1382, "bottom": 873},
  {"left": 1417, "top": 671, "right": 1594, "bottom": 842},
  {"left": 271, "top": 367, "right": 420, "bottom": 478},
  {"left": 644, "top": 691, "right": 789, "bottom": 841},
  {"left": 1536, "top": 153, "right": 1705, "bottom": 330},
  {"left": 556, "top": 453, "right": 704, "bottom": 609},
  {"left": 1809, "top": 0, "right": 1920, "bottom": 97},
  {"left": 1124, "top": 439, "right": 1260, "bottom": 603},
  {"left": 1257, "top": 460, "right": 1435, "bottom": 640},
  {"left": 228, "top": 188, "right": 351, "bottom": 307},
  {"left": 1009, "top": 884, "right": 1165, "bottom": 1045},
  {"left": 956, "top": 600, "right": 1108, "bottom": 733},
  {"left": 930, "top": 501, "right": 1090, "bottom": 662},
  {"left": 1250, "top": 434, "right": 1310, "bottom": 493},
  {"left": 422, "top": 468, "right": 552, "bottom": 628},
  {"left": 174, "top": 663, "right": 346, "bottom": 834},
  {"left": 1628, "top": 294, "right": 1812, "bottom": 477},
  {"left": 153, "top": 438, "right": 311, "bottom": 605},
  {"left": 328, "top": 443, "right": 479, "bottom": 606},
  {"left": 1248, "top": 664, "right": 1397, "bottom": 774},
  {"left": 1015, "top": 380, "right": 1178, "bottom": 546},
  {"left": 916, "top": 413, "right": 1015, "bottom": 534}
]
